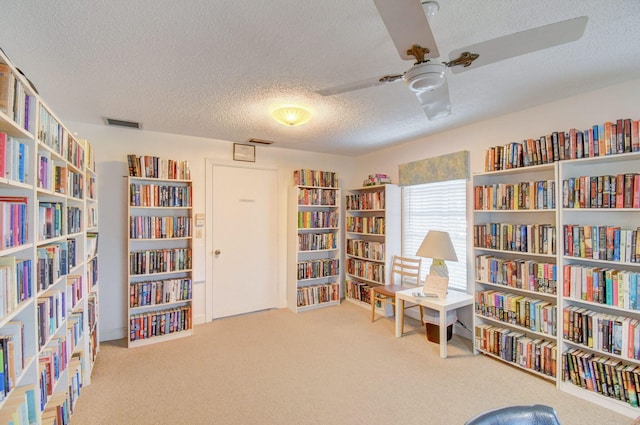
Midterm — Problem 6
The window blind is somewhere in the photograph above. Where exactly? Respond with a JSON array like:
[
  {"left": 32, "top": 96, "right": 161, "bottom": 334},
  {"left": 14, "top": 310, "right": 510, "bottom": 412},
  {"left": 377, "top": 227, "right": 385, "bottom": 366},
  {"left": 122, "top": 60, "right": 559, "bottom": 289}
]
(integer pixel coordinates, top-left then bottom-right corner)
[{"left": 402, "top": 179, "right": 468, "bottom": 291}]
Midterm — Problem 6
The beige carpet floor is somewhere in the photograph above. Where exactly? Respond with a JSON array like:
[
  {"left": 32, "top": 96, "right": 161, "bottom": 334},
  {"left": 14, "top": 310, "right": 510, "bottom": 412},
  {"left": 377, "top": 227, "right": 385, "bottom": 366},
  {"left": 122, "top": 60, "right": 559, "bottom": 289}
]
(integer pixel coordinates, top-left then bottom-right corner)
[{"left": 71, "top": 301, "right": 633, "bottom": 424}]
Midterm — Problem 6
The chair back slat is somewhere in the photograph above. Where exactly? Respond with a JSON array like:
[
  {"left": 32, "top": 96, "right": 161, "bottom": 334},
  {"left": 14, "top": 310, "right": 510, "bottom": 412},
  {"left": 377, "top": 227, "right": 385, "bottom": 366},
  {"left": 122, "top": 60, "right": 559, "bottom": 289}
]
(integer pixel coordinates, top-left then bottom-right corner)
[{"left": 390, "top": 255, "right": 422, "bottom": 288}]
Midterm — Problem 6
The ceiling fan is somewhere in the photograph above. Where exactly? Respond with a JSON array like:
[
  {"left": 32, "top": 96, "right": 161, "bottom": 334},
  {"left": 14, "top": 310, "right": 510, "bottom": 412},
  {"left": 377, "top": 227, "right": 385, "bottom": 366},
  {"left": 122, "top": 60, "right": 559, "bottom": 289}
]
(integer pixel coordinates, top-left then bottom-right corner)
[{"left": 316, "top": 0, "right": 588, "bottom": 120}]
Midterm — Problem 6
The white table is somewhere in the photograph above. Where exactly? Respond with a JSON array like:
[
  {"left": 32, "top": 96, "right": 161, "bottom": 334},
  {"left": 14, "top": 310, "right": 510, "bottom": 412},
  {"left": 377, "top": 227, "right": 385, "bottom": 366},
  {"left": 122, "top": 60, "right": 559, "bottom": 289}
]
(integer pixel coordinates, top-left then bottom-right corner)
[{"left": 395, "top": 287, "right": 474, "bottom": 359}]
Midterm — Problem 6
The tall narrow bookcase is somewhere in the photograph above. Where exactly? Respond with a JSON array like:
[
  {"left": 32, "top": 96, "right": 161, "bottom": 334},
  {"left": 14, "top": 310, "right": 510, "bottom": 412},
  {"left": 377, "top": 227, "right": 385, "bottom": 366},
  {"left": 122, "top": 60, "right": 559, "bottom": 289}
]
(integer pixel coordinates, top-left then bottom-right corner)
[
  {"left": 287, "top": 169, "right": 341, "bottom": 312},
  {"left": 475, "top": 130, "right": 640, "bottom": 418},
  {"left": 127, "top": 156, "right": 193, "bottom": 347},
  {"left": 473, "top": 164, "right": 559, "bottom": 382},
  {"left": 0, "top": 50, "right": 100, "bottom": 422},
  {"left": 344, "top": 184, "right": 400, "bottom": 313},
  {"left": 557, "top": 151, "right": 640, "bottom": 417}
]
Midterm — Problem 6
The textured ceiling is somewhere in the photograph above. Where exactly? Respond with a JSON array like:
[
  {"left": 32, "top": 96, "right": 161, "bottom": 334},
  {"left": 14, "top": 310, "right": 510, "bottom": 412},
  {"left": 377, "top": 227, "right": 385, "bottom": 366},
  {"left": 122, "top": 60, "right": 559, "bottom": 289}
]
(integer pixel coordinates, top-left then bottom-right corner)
[{"left": 1, "top": 0, "right": 639, "bottom": 156}]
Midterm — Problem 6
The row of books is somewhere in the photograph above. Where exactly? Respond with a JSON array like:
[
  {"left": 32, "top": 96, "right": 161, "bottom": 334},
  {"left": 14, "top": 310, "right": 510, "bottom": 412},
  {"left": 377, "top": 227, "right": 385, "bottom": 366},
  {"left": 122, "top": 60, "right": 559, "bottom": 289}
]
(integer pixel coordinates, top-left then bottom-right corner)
[
  {"left": 0, "top": 197, "right": 28, "bottom": 249},
  {"left": 66, "top": 312, "right": 84, "bottom": 353},
  {"left": 86, "top": 233, "right": 98, "bottom": 260},
  {"left": 346, "top": 239, "right": 385, "bottom": 262},
  {"left": 362, "top": 173, "right": 391, "bottom": 187},
  {"left": 346, "top": 258, "right": 384, "bottom": 284},
  {"left": 0, "top": 385, "right": 37, "bottom": 425},
  {"left": 295, "top": 283, "right": 339, "bottom": 307},
  {"left": 564, "top": 224, "right": 640, "bottom": 263},
  {"left": 563, "top": 264, "right": 640, "bottom": 310},
  {"left": 129, "top": 216, "right": 192, "bottom": 239},
  {"left": 474, "top": 223, "right": 557, "bottom": 255},
  {"left": 127, "top": 154, "right": 190, "bottom": 180},
  {"left": 129, "top": 305, "right": 192, "bottom": 342},
  {"left": 484, "top": 118, "right": 640, "bottom": 171},
  {"left": 345, "top": 191, "right": 386, "bottom": 211},
  {"left": 0, "top": 258, "right": 32, "bottom": 320},
  {"left": 562, "top": 173, "right": 640, "bottom": 209},
  {"left": 293, "top": 169, "right": 337, "bottom": 188},
  {"left": 38, "top": 336, "right": 70, "bottom": 407},
  {"left": 298, "top": 232, "right": 337, "bottom": 251},
  {"left": 86, "top": 205, "right": 98, "bottom": 229},
  {"left": 129, "top": 248, "right": 192, "bottom": 275},
  {"left": 65, "top": 275, "right": 83, "bottom": 311},
  {"left": 129, "top": 183, "right": 192, "bottom": 208},
  {"left": 37, "top": 202, "right": 63, "bottom": 241},
  {"left": 37, "top": 290, "right": 66, "bottom": 348},
  {"left": 129, "top": 278, "right": 192, "bottom": 308},
  {"left": 87, "top": 257, "right": 98, "bottom": 291},
  {"left": 37, "top": 243, "right": 68, "bottom": 292},
  {"left": 475, "top": 255, "right": 557, "bottom": 295},
  {"left": 296, "top": 259, "right": 339, "bottom": 280},
  {"left": 0, "top": 63, "right": 35, "bottom": 133},
  {"left": 67, "top": 206, "right": 82, "bottom": 235},
  {"left": 296, "top": 188, "right": 337, "bottom": 206},
  {"left": 345, "top": 279, "right": 372, "bottom": 304},
  {"left": 475, "top": 290, "right": 557, "bottom": 336},
  {"left": 563, "top": 348, "right": 640, "bottom": 407},
  {"left": 297, "top": 211, "right": 338, "bottom": 229},
  {"left": 563, "top": 306, "right": 640, "bottom": 359},
  {"left": 86, "top": 173, "right": 96, "bottom": 200},
  {"left": 473, "top": 180, "right": 556, "bottom": 210},
  {"left": 0, "top": 321, "right": 25, "bottom": 401},
  {"left": 345, "top": 216, "right": 385, "bottom": 235},
  {"left": 0, "top": 133, "right": 30, "bottom": 184},
  {"left": 475, "top": 324, "right": 557, "bottom": 378},
  {"left": 38, "top": 112, "right": 85, "bottom": 172}
]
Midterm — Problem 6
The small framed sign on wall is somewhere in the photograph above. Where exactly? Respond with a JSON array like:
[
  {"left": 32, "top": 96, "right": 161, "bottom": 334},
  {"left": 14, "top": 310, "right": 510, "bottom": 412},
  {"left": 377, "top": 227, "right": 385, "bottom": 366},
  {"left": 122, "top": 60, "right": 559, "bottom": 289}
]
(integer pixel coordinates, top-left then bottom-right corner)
[{"left": 233, "top": 143, "right": 255, "bottom": 162}]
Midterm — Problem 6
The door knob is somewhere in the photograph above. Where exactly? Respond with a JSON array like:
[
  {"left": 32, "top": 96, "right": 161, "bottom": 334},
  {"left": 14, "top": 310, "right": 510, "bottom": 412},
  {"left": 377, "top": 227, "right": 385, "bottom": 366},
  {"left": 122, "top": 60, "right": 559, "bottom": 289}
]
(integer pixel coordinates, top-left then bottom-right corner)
[{"left": 214, "top": 250, "right": 221, "bottom": 255}]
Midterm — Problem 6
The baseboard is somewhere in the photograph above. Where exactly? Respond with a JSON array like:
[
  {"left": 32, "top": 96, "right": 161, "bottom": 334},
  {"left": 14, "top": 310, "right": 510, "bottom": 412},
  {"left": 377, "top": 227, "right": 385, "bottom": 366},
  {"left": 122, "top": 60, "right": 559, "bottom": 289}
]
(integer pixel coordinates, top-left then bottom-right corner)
[{"left": 100, "top": 327, "right": 127, "bottom": 342}]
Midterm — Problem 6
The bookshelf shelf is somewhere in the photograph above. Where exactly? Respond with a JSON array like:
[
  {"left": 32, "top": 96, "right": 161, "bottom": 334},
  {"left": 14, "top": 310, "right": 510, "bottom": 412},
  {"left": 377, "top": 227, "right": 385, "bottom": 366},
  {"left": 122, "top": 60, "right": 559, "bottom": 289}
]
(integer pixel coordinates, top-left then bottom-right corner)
[
  {"left": 344, "top": 184, "right": 400, "bottom": 313},
  {"left": 288, "top": 170, "right": 341, "bottom": 312},
  {"left": 0, "top": 50, "right": 100, "bottom": 422},
  {"left": 126, "top": 169, "right": 193, "bottom": 347}
]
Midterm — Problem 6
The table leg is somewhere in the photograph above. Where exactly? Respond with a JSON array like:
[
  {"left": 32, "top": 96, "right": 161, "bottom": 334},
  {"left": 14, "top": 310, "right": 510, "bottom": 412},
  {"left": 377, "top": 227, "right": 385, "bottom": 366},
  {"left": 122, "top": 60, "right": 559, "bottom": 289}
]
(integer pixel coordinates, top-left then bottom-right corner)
[
  {"left": 395, "top": 298, "right": 403, "bottom": 337},
  {"left": 439, "top": 309, "right": 447, "bottom": 358}
]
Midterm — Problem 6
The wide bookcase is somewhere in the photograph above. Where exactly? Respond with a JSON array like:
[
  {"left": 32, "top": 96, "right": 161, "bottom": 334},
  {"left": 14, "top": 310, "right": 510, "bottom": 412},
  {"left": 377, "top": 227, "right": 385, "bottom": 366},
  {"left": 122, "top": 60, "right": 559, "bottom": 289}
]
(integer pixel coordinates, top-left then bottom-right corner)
[
  {"left": 126, "top": 157, "right": 193, "bottom": 347},
  {"left": 474, "top": 129, "right": 640, "bottom": 418},
  {"left": 287, "top": 169, "right": 341, "bottom": 312},
  {"left": 0, "top": 50, "right": 100, "bottom": 423},
  {"left": 344, "top": 184, "right": 400, "bottom": 313}
]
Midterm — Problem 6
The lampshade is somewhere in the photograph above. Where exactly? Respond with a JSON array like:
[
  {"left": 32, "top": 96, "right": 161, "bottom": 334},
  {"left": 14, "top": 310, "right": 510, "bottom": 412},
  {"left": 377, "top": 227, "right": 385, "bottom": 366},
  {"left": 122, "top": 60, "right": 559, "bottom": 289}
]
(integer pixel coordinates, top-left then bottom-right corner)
[
  {"left": 416, "top": 230, "right": 458, "bottom": 278},
  {"left": 271, "top": 106, "right": 312, "bottom": 127}
]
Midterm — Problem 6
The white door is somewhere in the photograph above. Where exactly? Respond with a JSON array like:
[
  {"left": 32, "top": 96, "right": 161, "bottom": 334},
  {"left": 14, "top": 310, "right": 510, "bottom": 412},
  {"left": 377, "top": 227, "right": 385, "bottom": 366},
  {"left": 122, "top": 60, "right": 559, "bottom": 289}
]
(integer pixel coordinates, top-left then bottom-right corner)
[{"left": 210, "top": 164, "right": 278, "bottom": 318}]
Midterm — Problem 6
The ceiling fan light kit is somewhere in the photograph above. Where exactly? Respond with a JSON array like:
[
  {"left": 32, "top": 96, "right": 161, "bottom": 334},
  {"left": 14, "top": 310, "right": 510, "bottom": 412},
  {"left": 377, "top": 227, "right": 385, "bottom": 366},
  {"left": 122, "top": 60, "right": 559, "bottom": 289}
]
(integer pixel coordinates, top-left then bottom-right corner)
[
  {"left": 271, "top": 105, "right": 312, "bottom": 127},
  {"left": 404, "top": 61, "right": 445, "bottom": 92}
]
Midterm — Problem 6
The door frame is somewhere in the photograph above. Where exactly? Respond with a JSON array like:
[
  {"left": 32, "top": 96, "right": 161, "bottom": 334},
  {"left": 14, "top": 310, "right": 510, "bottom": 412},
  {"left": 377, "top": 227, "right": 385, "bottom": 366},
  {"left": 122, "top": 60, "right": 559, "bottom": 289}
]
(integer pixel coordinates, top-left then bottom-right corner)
[{"left": 204, "top": 158, "right": 284, "bottom": 322}]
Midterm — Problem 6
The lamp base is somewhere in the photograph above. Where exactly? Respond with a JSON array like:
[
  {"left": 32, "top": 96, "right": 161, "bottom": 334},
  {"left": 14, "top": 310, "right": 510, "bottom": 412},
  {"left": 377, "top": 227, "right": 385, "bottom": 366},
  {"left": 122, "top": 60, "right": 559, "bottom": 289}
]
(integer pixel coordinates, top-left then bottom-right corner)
[{"left": 430, "top": 259, "right": 449, "bottom": 278}]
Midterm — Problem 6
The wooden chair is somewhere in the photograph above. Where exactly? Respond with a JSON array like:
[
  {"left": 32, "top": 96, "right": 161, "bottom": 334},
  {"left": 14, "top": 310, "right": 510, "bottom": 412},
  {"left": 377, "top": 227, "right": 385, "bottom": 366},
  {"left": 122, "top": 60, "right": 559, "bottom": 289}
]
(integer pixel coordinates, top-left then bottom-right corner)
[{"left": 370, "top": 255, "right": 423, "bottom": 333}]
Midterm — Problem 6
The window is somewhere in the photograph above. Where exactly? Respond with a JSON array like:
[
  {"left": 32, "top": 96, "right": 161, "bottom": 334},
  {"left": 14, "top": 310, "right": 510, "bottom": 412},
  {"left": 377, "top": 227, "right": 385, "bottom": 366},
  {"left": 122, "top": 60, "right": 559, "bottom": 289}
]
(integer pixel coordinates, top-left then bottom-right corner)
[{"left": 402, "top": 179, "right": 467, "bottom": 291}]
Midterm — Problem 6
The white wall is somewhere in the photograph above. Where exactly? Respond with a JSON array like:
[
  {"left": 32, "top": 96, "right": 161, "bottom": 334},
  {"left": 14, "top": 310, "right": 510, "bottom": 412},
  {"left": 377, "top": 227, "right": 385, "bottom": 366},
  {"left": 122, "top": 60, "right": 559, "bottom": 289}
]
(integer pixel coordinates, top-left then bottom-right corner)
[
  {"left": 351, "top": 77, "right": 640, "bottom": 331},
  {"left": 67, "top": 122, "right": 356, "bottom": 340}
]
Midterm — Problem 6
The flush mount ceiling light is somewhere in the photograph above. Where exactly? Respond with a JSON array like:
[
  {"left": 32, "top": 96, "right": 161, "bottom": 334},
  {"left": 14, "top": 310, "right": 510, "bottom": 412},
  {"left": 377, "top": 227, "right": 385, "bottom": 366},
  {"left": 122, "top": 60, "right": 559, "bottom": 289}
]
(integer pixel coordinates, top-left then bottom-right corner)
[{"left": 271, "top": 106, "right": 312, "bottom": 127}]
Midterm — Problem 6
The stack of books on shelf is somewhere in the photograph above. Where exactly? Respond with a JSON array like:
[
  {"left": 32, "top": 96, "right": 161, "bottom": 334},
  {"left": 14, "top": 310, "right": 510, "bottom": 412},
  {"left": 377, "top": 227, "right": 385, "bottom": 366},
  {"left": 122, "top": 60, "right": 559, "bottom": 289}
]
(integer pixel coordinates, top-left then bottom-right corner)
[{"left": 362, "top": 173, "right": 391, "bottom": 186}]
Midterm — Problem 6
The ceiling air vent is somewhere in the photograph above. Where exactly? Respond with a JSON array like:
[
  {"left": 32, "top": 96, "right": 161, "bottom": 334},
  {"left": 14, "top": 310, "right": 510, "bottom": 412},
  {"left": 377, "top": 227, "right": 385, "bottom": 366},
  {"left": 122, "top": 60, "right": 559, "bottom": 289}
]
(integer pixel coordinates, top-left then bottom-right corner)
[
  {"left": 105, "top": 118, "right": 142, "bottom": 129},
  {"left": 247, "top": 138, "right": 274, "bottom": 145}
]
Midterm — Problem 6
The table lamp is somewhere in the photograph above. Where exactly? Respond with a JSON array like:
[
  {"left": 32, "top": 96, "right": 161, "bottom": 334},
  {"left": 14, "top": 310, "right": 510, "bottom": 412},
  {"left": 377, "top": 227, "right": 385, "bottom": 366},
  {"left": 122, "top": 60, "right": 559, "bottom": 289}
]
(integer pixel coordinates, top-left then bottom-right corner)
[{"left": 415, "top": 230, "right": 458, "bottom": 278}]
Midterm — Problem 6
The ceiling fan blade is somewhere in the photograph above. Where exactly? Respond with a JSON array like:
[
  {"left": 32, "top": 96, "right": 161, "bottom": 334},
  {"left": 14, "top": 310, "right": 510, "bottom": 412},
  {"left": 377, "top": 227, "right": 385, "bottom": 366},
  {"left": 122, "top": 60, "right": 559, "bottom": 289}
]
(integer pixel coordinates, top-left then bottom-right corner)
[
  {"left": 316, "top": 74, "right": 402, "bottom": 96},
  {"left": 373, "top": 0, "right": 439, "bottom": 60},
  {"left": 415, "top": 80, "right": 451, "bottom": 120},
  {"left": 448, "top": 16, "right": 588, "bottom": 74}
]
